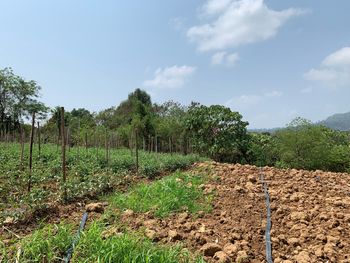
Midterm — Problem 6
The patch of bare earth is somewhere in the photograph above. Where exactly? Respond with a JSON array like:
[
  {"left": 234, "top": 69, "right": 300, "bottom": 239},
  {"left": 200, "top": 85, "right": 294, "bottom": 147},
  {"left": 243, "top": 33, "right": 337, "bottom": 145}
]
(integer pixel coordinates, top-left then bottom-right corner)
[
  {"left": 116, "top": 162, "right": 350, "bottom": 262},
  {"left": 119, "top": 162, "right": 267, "bottom": 262},
  {"left": 264, "top": 167, "right": 350, "bottom": 263}
]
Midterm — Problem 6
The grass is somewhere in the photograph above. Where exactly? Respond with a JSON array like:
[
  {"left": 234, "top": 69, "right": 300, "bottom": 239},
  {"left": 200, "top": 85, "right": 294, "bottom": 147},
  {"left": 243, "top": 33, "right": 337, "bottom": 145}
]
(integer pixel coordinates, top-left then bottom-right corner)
[
  {"left": 2, "top": 169, "right": 212, "bottom": 262},
  {"left": 0, "top": 222, "right": 204, "bottom": 263},
  {"left": 111, "top": 171, "right": 212, "bottom": 217},
  {"left": 71, "top": 223, "right": 205, "bottom": 263},
  {"left": 3, "top": 222, "right": 205, "bottom": 263},
  {"left": 2, "top": 223, "right": 73, "bottom": 263}
]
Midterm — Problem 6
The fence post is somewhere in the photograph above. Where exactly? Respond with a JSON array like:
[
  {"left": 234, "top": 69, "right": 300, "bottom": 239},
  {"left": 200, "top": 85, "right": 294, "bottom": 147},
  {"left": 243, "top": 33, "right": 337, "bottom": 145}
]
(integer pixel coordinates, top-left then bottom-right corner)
[
  {"left": 28, "top": 112, "right": 35, "bottom": 192},
  {"left": 61, "top": 107, "right": 67, "bottom": 202},
  {"left": 37, "top": 122, "right": 41, "bottom": 157}
]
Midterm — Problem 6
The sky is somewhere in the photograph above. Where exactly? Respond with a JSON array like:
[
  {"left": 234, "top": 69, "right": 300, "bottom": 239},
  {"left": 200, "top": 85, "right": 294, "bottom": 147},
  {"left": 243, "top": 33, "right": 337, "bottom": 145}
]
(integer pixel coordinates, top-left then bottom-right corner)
[{"left": 0, "top": 0, "right": 350, "bottom": 129}]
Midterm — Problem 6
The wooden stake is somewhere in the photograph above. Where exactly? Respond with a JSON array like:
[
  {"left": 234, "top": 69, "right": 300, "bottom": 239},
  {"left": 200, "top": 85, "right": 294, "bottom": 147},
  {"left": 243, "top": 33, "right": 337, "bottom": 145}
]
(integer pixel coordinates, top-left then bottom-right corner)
[
  {"left": 85, "top": 132, "right": 88, "bottom": 151},
  {"left": 37, "top": 122, "right": 41, "bottom": 157},
  {"left": 77, "top": 120, "right": 80, "bottom": 159},
  {"left": 155, "top": 135, "right": 158, "bottom": 153},
  {"left": 67, "top": 127, "right": 70, "bottom": 152},
  {"left": 60, "top": 107, "right": 67, "bottom": 202},
  {"left": 135, "top": 130, "right": 139, "bottom": 174},
  {"left": 105, "top": 128, "right": 109, "bottom": 166},
  {"left": 20, "top": 124, "right": 24, "bottom": 172},
  {"left": 28, "top": 112, "right": 35, "bottom": 192}
]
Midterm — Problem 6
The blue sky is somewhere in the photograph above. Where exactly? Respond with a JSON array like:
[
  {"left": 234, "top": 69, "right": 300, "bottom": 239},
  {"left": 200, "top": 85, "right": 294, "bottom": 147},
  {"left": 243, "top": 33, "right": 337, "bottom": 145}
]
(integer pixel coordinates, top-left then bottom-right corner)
[{"left": 1, "top": 0, "right": 349, "bottom": 128}]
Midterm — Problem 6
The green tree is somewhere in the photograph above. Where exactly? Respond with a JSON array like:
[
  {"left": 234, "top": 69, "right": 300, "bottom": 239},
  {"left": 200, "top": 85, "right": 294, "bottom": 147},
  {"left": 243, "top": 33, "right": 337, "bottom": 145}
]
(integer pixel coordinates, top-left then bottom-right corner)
[
  {"left": 275, "top": 118, "right": 332, "bottom": 170},
  {"left": 0, "top": 67, "right": 47, "bottom": 135},
  {"left": 186, "top": 104, "right": 249, "bottom": 162}
]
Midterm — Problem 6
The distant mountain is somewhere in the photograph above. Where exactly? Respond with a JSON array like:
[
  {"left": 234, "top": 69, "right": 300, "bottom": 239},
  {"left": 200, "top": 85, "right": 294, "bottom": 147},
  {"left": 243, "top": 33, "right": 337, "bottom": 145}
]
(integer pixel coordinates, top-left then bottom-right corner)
[{"left": 318, "top": 112, "right": 350, "bottom": 131}]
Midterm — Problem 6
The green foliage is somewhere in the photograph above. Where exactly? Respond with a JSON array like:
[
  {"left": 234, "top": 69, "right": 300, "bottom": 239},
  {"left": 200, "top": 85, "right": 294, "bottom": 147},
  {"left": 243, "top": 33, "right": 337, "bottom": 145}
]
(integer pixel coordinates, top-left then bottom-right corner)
[
  {"left": 72, "top": 223, "right": 204, "bottom": 263},
  {"left": 272, "top": 118, "right": 350, "bottom": 171},
  {"left": 6, "top": 221, "right": 204, "bottom": 262},
  {"left": 16, "top": 223, "right": 73, "bottom": 262},
  {"left": 0, "top": 143, "right": 203, "bottom": 222},
  {"left": 186, "top": 104, "right": 249, "bottom": 163},
  {"left": 275, "top": 120, "right": 329, "bottom": 170},
  {"left": 0, "top": 67, "right": 47, "bottom": 133},
  {"left": 247, "top": 132, "right": 277, "bottom": 166},
  {"left": 246, "top": 118, "right": 350, "bottom": 172},
  {"left": 111, "top": 172, "right": 211, "bottom": 217}
]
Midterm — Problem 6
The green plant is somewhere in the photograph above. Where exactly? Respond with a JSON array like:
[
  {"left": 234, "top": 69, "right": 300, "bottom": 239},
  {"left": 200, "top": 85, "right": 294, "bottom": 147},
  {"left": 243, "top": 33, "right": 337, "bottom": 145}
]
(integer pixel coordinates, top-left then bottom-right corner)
[
  {"left": 111, "top": 172, "right": 211, "bottom": 217},
  {"left": 17, "top": 223, "right": 73, "bottom": 262},
  {"left": 72, "top": 223, "right": 205, "bottom": 263}
]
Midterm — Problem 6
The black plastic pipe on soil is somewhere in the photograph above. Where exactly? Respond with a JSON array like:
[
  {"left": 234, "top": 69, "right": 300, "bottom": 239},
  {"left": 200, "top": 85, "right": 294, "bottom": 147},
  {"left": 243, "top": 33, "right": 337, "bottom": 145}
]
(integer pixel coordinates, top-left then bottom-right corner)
[{"left": 260, "top": 167, "right": 273, "bottom": 263}]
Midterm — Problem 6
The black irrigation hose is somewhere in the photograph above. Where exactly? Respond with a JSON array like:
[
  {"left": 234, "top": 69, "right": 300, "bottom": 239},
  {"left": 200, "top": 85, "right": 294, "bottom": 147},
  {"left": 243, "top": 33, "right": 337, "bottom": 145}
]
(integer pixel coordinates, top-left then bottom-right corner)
[
  {"left": 260, "top": 168, "right": 273, "bottom": 263},
  {"left": 64, "top": 212, "right": 89, "bottom": 263}
]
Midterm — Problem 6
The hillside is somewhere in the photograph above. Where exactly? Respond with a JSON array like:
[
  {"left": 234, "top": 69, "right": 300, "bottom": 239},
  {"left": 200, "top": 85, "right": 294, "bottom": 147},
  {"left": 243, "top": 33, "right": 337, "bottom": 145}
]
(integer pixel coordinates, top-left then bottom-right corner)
[{"left": 319, "top": 111, "right": 350, "bottom": 131}]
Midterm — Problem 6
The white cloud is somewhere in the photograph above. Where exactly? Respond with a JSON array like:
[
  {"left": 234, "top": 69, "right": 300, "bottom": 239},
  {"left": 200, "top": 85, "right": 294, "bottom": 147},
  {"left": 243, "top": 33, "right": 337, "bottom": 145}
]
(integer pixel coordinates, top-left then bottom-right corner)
[
  {"left": 202, "top": 0, "right": 232, "bottom": 16},
  {"left": 226, "top": 52, "right": 240, "bottom": 66},
  {"left": 211, "top": 51, "right": 239, "bottom": 66},
  {"left": 322, "top": 47, "right": 350, "bottom": 68},
  {"left": 143, "top": 65, "right": 196, "bottom": 89},
  {"left": 211, "top": 51, "right": 227, "bottom": 65},
  {"left": 226, "top": 90, "right": 282, "bottom": 109},
  {"left": 187, "top": 0, "right": 305, "bottom": 52},
  {"left": 304, "top": 47, "right": 350, "bottom": 88}
]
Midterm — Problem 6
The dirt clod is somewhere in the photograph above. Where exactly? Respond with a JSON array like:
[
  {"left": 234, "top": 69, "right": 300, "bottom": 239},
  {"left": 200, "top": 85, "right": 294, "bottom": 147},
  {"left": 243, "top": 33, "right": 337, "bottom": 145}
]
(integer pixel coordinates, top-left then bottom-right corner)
[
  {"left": 201, "top": 243, "right": 222, "bottom": 257},
  {"left": 213, "top": 251, "right": 230, "bottom": 262},
  {"left": 85, "top": 202, "right": 105, "bottom": 213}
]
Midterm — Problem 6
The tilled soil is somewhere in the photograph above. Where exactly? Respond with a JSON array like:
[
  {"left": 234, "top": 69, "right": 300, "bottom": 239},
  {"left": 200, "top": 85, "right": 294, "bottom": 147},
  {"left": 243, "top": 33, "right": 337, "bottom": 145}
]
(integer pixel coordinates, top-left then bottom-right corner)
[
  {"left": 118, "top": 162, "right": 267, "bottom": 262},
  {"left": 264, "top": 167, "right": 350, "bottom": 263},
  {"left": 117, "top": 162, "right": 350, "bottom": 263}
]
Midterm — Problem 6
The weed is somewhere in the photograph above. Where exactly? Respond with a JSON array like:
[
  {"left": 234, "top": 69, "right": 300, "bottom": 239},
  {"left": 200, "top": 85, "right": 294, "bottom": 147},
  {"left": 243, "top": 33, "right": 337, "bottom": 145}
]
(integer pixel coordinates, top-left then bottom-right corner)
[{"left": 111, "top": 171, "right": 211, "bottom": 217}]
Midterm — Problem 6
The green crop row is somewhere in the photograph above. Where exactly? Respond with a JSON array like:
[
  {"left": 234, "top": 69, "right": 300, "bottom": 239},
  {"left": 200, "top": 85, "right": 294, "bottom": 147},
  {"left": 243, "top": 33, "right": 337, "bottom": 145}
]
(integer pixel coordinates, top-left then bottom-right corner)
[{"left": 0, "top": 143, "right": 206, "bottom": 223}]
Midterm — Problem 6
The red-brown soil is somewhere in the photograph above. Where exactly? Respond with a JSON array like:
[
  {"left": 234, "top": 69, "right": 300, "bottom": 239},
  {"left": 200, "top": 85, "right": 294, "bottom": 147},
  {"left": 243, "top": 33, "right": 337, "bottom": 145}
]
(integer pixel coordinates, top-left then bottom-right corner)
[
  {"left": 2, "top": 162, "right": 350, "bottom": 263},
  {"left": 264, "top": 167, "right": 350, "bottom": 263},
  {"left": 118, "top": 162, "right": 267, "bottom": 262},
  {"left": 116, "top": 162, "right": 350, "bottom": 263}
]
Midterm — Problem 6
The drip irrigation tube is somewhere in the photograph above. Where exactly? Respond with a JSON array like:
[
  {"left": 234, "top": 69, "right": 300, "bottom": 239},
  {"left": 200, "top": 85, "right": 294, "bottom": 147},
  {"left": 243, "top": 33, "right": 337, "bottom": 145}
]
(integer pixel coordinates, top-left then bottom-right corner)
[
  {"left": 64, "top": 212, "right": 89, "bottom": 263},
  {"left": 260, "top": 167, "right": 273, "bottom": 263}
]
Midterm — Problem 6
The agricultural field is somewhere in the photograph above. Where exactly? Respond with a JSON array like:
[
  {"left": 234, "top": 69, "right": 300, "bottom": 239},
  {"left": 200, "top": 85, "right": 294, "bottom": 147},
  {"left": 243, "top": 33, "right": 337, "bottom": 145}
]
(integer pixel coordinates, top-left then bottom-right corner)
[
  {"left": 0, "top": 142, "right": 204, "bottom": 235},
  {"left": 3, "top": 158, "right": 350, "bottom": 262}
]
